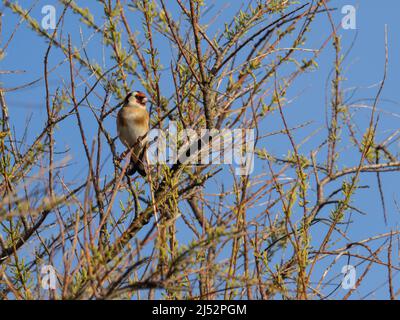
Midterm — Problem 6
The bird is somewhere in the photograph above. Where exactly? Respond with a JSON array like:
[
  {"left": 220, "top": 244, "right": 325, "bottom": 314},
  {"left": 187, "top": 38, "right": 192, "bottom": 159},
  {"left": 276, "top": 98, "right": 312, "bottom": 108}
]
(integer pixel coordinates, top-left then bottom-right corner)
[{"left": 117, "top": 91, "right": 150, "bottom": 177}]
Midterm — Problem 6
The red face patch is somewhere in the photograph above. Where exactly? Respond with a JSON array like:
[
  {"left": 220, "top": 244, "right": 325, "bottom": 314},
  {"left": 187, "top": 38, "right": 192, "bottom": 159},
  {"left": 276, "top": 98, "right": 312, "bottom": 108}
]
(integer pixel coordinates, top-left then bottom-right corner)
[
  {"left": 135, "top": 91, "right": 147, "bottom": 104},
  {"left": 135, "top": 91, "right": 146, "bottom": 98}
]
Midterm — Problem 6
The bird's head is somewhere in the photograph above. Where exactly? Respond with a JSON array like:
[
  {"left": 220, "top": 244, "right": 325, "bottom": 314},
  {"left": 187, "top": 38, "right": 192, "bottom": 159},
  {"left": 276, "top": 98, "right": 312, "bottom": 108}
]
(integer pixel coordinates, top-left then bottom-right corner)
[{"left": 124, "top": 91, "right": 148, "bottom": 107}]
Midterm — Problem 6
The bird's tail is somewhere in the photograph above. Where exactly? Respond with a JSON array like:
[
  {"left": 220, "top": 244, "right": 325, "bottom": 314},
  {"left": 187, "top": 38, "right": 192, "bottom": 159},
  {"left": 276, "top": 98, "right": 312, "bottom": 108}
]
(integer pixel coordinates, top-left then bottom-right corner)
[{"left": 127, "top": 147, "right": 147, "bottom": 177}]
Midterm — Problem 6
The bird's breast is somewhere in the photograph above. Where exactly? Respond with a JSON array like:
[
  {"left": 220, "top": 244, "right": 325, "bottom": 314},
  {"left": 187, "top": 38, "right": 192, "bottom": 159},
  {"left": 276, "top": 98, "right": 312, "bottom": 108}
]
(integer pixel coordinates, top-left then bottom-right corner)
[{"left": 117, "top": 107, "right": 149, "bottom": 148}]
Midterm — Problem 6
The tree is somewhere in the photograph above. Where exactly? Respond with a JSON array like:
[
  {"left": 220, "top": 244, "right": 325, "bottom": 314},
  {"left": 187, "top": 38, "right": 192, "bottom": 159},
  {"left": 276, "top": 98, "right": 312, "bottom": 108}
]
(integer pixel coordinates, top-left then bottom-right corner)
[{"left": 0, "top": 0, "right": 398, "bottom": 300}]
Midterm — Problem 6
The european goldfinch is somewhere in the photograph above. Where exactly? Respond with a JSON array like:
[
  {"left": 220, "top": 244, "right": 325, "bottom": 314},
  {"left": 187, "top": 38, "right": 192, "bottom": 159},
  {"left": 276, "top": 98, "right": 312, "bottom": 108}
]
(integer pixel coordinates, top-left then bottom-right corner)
[{"left": 117, "top": 91, "right": 149, "bottom": 176}]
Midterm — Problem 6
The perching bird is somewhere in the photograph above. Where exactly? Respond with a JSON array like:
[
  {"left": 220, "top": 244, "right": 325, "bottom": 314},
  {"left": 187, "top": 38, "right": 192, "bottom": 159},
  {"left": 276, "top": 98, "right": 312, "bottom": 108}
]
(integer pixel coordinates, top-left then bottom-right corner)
[{"left": 117, "top": 91, "right": 149, "bottom": 177}]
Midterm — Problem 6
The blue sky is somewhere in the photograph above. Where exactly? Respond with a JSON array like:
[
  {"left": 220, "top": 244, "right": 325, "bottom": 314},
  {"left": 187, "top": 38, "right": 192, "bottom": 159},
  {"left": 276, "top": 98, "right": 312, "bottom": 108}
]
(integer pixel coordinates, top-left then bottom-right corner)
[{"left": 1, "top": 0, "right": 400, "bottom": 299}]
